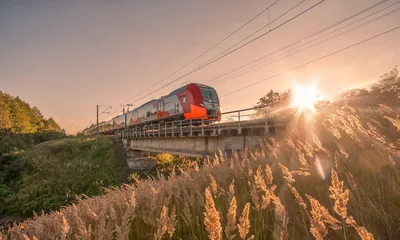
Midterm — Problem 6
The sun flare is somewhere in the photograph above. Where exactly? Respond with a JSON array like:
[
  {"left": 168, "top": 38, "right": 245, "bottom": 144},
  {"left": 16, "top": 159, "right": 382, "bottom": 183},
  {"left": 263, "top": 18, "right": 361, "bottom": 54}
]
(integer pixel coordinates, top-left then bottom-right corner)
[{"left": 291, "top": 83, "right": 320, "bottom": 113}]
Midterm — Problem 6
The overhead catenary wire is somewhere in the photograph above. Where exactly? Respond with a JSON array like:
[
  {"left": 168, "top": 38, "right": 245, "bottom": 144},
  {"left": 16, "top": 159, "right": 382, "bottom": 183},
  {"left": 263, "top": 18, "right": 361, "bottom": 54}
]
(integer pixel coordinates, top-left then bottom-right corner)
[
  {"left": 125, "top": 0, "right": 327, "bottom": 108},
  {"left": 204, "top": 0, "right": 389, "bottom": 85},
  {"left": 205, "top": 0, "right": 398, "bottom": 86},
  {"left": 220, "top": 24, "right": 400, "bottom": 97},
  {"left": 120, "top": 0, "right": 282, "bottom": 106},
  {"left": 203, "top": 0, "right": 308, "bottom": 65}
]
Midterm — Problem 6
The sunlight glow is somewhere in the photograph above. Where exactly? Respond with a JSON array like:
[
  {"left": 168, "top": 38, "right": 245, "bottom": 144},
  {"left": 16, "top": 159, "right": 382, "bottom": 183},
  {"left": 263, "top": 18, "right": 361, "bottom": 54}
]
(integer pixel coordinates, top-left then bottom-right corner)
[
  {"left": 314, "top": 157, "right": 326, "bottom": 179},
  {"left": 291, "top": 82, "right": 320, "bottom": 113}
]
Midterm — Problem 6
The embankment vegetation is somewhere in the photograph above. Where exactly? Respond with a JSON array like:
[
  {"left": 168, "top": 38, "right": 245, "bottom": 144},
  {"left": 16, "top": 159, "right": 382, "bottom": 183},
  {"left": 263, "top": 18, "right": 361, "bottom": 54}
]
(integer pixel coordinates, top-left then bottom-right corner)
[
  {"left": 3, "top": 68, "right": 399, "bottom": 240},
  {"left": 0, "top": 91, "right": 66, "bottom": 218},
  {"left": 2, "top": 137, "right": 130, "bottom": 217}
]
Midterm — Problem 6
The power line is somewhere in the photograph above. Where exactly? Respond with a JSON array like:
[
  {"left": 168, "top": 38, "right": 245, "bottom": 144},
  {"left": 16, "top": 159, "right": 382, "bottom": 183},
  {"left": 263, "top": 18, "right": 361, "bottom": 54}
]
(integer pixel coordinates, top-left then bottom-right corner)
[
  {"left": 120, "top": 0, "right": 281, "bottom": 106},
  {"left": 221, "top": 24, "right": 400, "bottom": 97},
  {"left": 204, "top": 0, "right": 308, "bottom": 65},
  {"left": 206, "top": 0, "right": 398, "bottom": 86},
  {"left": 204, "top": 0, "right": 389, "bottom": 85},
  {"left": 126, "top": 0, "right": 326, "bottom": 107}
]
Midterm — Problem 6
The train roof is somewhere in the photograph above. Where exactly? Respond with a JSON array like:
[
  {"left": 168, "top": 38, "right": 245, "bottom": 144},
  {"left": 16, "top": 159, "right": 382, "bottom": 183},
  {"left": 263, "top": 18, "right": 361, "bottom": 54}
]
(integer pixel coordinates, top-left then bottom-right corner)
[
  {"left": 138, "top": 99, "right": 156, "bottom": 108},
  {"left": 167, "top": 83, "right": 215, "bottom": 95}
]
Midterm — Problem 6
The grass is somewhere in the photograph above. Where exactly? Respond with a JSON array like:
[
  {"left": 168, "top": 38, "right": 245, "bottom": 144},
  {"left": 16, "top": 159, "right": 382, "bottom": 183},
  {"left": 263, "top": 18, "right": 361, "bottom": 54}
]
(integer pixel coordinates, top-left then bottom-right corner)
[
  {"left": 2, "top": 69, "right": 400, "bottom": 240},
  {"left": 2, "top": 136, "right": 129, "bottom": 217}
]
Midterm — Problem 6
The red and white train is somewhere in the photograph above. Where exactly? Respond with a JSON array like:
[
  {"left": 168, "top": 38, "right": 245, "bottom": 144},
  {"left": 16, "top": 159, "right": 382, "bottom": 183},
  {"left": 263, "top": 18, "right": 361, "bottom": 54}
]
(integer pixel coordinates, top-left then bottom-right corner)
[{"left": 85, "top": 83, "right": 221, "bottom": 135}]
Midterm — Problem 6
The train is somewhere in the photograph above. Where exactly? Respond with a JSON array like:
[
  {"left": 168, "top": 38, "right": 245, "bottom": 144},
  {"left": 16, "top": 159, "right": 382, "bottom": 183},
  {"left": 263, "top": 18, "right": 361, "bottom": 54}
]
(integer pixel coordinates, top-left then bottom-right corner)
[{"left": 84, "top": 83, "right": 221, "bottom": 135}]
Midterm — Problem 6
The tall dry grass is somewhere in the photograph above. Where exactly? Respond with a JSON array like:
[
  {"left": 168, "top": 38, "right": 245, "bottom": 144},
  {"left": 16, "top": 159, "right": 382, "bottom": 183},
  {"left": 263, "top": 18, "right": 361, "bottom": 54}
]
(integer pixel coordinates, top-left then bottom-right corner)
[{"left": 2, "top": 77, "right": 400, "bottom": 240}]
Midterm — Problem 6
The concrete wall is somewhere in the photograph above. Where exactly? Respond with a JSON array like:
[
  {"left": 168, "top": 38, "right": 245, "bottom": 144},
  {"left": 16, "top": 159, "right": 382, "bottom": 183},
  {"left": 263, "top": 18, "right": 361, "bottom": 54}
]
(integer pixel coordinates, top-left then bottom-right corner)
[{"left": 122, "top": 135, "right": 264, "bottom": 158}]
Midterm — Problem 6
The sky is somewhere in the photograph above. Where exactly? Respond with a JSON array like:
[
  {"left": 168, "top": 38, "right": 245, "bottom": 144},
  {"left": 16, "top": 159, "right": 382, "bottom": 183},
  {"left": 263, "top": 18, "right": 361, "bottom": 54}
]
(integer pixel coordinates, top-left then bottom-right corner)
[{"left": 1, "top": 0, "right": 399, "bottom": 134}]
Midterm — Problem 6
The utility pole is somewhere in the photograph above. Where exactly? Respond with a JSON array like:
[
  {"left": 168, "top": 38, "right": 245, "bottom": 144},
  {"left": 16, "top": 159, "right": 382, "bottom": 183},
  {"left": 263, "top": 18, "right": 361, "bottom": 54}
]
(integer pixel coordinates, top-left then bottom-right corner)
[
  {"left": 96, "top": 105, "right": 99, "bottom": 135},
  {"left": 96, "top": 105, "right": 111, "bottom": 136},
  {"left": 122, "top": 105, "right": 126, "bottom": 130}
]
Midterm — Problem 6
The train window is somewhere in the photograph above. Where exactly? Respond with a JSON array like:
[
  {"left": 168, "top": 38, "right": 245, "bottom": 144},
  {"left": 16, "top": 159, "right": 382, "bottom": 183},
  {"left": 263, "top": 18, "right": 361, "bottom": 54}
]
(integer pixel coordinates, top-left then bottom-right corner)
[
  {"left": 158, "top": 101, "right": 162, "bottom": 111},
  {"left": 182, "top": 96, "right": 186, "bottom": 103},
  {"left": 200, "top": 87, "right": 219, "bottom": 103}
]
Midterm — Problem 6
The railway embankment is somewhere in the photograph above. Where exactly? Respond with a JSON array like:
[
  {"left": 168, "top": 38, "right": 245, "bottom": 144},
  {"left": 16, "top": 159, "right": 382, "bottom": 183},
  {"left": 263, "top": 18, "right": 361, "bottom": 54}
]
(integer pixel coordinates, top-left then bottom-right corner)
[{"left": 0, "top": 136, "right": 130, "bottom": 226}]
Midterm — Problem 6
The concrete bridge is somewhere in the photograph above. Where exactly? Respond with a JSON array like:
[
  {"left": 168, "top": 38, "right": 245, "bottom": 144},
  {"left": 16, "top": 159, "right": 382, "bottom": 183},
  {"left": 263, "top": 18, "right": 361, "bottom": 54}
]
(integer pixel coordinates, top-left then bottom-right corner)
[{"left": 115, "top": 108, "right": 291, "bottom": 169}]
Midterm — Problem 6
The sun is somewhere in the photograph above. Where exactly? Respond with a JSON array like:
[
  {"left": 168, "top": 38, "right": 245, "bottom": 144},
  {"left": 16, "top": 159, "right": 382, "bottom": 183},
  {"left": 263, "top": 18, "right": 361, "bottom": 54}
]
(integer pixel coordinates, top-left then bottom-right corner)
[{"left": 290, "top": 83, "right": 320, "bottom": 113}]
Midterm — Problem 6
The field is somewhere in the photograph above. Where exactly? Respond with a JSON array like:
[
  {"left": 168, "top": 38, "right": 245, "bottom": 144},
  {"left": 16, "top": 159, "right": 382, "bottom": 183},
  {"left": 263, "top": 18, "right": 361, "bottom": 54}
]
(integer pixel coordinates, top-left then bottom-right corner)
[{"left": 1, "top": 70, "right": 399, "bottom": 240}]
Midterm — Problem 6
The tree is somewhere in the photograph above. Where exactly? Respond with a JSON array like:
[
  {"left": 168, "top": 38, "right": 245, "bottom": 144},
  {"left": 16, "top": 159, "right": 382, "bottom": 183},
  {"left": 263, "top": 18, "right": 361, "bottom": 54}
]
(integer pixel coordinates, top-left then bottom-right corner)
[
  {"left": 254, "top": 89, "right": 292, "bottom": 115},
  {"left": 0, "top": 91, "right": 12, "bottom": 131},
  {"left": 371, "top": 66, "right": 399, "bottom": 93},
  {"left": 45, "top": 117, "right": 61, "bottom": 132},
  {"left": 30, "top": 107, "right": 45, "bottom": 131},
  {"left": 0, "top": 91, "right": 63, "bottom": 134}
]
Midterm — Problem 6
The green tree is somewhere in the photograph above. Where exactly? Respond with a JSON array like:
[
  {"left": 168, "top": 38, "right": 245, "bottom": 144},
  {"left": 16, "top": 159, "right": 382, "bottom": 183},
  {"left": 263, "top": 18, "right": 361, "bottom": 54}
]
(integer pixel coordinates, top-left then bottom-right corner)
[
  {"left": 45, "top": 117, "right": 61, "bottom": 132},
  {"left": 0, "top": 91, "right": 12, "bottom": 131},
  {"left": 0, "top": 91, "right": 63, "bottom": 134},
  {"left": 254, "top": 89, "right": 292, "bottom": 115},
  {"left": 9, "top": 97, "right": 32, "bottom": 133},
  {"left": 30, "top": 107, "right": 45, "bottom": 131}
]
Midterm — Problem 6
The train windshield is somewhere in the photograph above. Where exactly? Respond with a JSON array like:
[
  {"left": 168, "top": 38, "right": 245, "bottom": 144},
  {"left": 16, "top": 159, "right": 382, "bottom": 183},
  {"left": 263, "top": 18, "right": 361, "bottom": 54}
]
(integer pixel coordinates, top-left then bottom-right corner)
[{"left": 200, "top": 87, "right": 219, "bottom": 103}]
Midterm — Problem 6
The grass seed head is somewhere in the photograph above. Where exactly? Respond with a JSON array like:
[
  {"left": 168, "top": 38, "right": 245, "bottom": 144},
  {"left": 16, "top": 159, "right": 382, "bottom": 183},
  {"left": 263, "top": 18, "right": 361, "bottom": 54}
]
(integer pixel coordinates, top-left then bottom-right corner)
[
  {"left": 278, "top": 163, "right": 295, "bottom": 183},
  {"left": 287, "top": 184, "right": 307, "bottom": 210},
  {"left": 329, "top": 169, "right": 350, "bottom": 219},
  {"left": 237, "top": 203, "right": 251, "bottom": 240},
  {"left": 346, "top": 216, "right": 375, "bottom": 240},
  {"left": 225, "top": 196, "right": 237, "bottom": 240},
  {"left": 154, "top": 205, "right": 168, "bottom": 240},
  {"left": 306, "top": 194, "right": 328, "bottom": 240},
  {"left": 204, "top": 187, "right": 222, "bottom": 240}
]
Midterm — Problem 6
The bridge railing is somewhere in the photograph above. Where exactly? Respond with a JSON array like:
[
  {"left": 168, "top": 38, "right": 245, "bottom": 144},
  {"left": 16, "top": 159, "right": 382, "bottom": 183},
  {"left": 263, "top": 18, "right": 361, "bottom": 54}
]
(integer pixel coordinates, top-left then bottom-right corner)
[{"left": 115, "top": 106, "right": 271, "bottom": 138}]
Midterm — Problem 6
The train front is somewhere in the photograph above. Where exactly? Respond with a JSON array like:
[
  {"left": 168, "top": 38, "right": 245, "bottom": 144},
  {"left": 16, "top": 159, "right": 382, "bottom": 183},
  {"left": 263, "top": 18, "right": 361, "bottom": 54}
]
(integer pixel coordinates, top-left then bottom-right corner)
[{"left": 197, "top": 84, "right": 221, "bottom": 121}]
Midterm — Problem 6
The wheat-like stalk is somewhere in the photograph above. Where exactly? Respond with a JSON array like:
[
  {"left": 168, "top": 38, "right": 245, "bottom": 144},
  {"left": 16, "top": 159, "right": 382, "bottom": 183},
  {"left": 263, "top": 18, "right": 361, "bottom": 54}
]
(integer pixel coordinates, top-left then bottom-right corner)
[
  {"left": 384, "top": 116, "right": 400, "bottom": 132},
  {"left": 227, "top": 178, "right": 235, "bottom": 203},
  {"left": 210, "top": 174, "right": 218, "bottom": 196},
  {"left": 329, "top": 169, "right": 349, "bottom": 219},
  {"left": 345, "top": 172, "right": 358, "bottom": 191},
  {"left": 154, "top": 205, "right": 168, "bottom": 240},
  {"left": 278, "top": 163, "right": 295, "bottom": 183},
  {"left": 306, "top": 194, "right": 328, "bottom": 240},
  {"left": 60, "top": 213, "right": 69, "bottom": 240},
  {"left": 225, "top": 196, "right": 237, "bottom": 240},
  {"left": 237, "top": 203, "right": 251, "bottom": 240},
  {"left": 287, "top": 184, "right": 307, "bottom": 210},
  {"left": 204, "top": 187, "right": 222, "bottom": 240},
  {"left": 181, "top": 201, "right": 192, "bottom": 227},
  {"left": 346, "top": 216, "right": 374, "bottom": 240},
  {"left": 249, "top": 181, "right": 261, "bottom": 209},
  {"left": 254, "top": 165, "right": 268, "bottom": 192},
  {"left": 167, "top": 205, "right": 177, "bottom": 237},
  {"left": 265, "top": 164, "right": 273, "bottom": 185}
]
